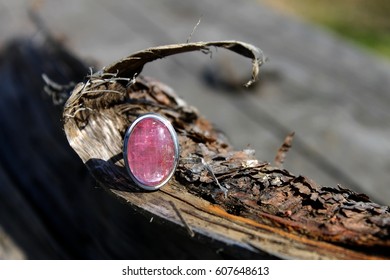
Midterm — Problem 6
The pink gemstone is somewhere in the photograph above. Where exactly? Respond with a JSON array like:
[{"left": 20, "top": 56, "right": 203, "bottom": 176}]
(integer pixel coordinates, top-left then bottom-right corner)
[{"left": 125, "top": 115, "right": 177, "bottom": 189}]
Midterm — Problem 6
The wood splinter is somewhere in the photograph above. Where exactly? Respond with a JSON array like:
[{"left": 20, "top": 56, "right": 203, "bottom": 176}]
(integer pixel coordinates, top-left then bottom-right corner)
[{"left": 274, "top": 131, "right": 295, "bottom": 168}]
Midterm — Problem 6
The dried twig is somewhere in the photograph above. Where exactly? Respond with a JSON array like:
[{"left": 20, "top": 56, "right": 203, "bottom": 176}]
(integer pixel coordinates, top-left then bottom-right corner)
[{"left": 274, "top": 131, "right": 295, "bottom": 168}]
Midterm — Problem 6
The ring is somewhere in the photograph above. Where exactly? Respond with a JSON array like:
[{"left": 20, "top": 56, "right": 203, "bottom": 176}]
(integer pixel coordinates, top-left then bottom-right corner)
[{"left": 123, "top": 113, "right": 180, "bottom": 190}]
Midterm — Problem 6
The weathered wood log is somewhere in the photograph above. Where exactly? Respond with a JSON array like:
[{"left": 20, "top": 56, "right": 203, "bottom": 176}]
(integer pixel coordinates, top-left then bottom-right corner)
[
  {"left": 1, "top": 35, "right": 234, "bottom": 259},
  {"left": 63, "top": 41, "right": 390, "bottom": 259}
]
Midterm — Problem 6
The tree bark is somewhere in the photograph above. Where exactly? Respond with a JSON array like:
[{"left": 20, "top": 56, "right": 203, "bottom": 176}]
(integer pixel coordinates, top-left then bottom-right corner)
[{"left": 62, "top": 41, "right": 390, "bottom": 259}]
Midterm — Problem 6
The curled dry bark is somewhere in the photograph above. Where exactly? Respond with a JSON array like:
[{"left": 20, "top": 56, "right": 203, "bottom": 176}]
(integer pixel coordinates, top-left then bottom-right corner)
[{"left": 63, "top": 41, "right": 390, "bottom": 259}]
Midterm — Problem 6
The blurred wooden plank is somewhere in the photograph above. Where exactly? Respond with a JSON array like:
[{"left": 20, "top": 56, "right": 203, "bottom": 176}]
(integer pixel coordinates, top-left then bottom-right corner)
[
  {"left": 1, "top": 0, "right": 389, "bottom": 259},
  {"left": 0, "top": 225, "right": 24, "bottom": 259},
  {"left": 2, "top": 0, "right": 389, "bottom": 204}
]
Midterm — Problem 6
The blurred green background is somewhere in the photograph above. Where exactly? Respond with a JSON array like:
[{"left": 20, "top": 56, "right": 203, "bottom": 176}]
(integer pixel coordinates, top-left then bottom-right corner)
[{"left": 262, "top": 0, "right": 390, "bottom": 58}]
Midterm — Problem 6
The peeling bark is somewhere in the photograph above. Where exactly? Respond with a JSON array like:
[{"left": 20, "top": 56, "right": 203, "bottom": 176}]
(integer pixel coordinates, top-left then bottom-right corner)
[{"left": 63, "top": 41, "right": 390, "bottom": 259}]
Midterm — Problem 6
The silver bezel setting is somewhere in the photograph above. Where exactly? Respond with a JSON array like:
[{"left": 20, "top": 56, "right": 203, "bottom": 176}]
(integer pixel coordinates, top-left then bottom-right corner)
[{"left": 123, "top": 113, "right": 180, "bottom": 191}]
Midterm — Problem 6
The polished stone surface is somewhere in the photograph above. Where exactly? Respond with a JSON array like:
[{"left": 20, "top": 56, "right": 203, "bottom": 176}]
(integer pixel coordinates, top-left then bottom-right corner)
[{"left": 126, "top": 118, "right": 176, "bottom": 187}]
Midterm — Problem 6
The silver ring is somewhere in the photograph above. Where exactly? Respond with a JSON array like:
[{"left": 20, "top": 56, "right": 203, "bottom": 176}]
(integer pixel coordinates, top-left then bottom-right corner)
[{"left": 123, "top": 113, "right": 179, "bottom": 190}]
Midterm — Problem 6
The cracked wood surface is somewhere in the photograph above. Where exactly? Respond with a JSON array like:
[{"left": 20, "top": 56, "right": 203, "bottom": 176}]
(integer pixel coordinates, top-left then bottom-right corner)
[{"left": 63, "top": 42, "right": 390, "bottom": 259}]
